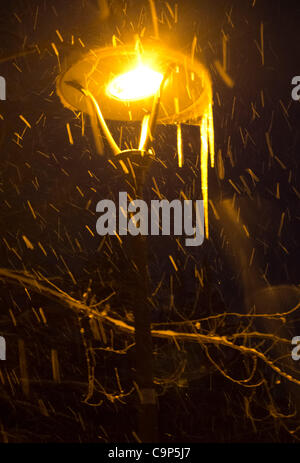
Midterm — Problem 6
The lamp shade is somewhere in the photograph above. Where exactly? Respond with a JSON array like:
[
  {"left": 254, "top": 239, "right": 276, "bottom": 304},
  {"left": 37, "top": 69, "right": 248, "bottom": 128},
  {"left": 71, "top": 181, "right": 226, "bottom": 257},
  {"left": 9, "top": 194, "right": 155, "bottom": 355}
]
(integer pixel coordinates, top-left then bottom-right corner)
[{"left": 56, "top": 43, "right": 212, "bottom": 124}]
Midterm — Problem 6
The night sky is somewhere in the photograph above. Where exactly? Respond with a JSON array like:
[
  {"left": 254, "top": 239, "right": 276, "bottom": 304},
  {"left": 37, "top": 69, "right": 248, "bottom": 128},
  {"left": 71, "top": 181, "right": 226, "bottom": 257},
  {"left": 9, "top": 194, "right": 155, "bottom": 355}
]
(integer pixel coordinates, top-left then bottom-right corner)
[{"left": 0, "top": 0, "right": 299, "bottom": 444}]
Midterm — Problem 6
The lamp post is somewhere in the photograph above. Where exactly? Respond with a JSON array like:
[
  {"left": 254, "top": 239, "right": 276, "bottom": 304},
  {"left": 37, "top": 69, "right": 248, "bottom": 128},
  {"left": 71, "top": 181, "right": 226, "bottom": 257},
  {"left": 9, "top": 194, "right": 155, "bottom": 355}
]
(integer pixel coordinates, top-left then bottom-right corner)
[{"left": 56, "top": 42, "right": 215, "bottom": 442}]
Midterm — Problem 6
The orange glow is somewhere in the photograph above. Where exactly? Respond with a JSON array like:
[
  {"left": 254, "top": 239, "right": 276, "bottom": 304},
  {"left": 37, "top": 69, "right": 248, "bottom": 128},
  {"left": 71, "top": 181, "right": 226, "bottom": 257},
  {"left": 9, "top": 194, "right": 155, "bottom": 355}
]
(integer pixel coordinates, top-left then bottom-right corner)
[
  {"left": 57, "top": 43, "right": 216, "bottom": 241},
  {"left": 107, "top": 65, "right": 163, "bottom": 101}
]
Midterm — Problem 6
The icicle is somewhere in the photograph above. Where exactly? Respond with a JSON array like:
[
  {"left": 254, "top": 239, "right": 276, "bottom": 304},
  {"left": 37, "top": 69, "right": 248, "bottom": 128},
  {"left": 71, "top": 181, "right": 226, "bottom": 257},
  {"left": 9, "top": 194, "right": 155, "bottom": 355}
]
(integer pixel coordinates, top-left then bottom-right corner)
[
  {"left": 139, "top": 114, "right": 151, "bottom": 151},
  {"left": 177, "top": 123, "right": 183, "bottom": 167},
  {"left": 200, "top": 112, "right": 209, "bottom": 239},
  {"left": 207, "top": 102, "right": 215, "bottom": 168}
]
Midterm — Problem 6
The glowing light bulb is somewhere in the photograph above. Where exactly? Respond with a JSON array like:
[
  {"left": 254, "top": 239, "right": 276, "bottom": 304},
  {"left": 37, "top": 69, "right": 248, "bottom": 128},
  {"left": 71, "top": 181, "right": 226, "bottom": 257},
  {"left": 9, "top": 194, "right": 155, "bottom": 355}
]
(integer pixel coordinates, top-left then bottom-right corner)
[{"left": 107, "top": 65, "right": 163, "bottom": 101}]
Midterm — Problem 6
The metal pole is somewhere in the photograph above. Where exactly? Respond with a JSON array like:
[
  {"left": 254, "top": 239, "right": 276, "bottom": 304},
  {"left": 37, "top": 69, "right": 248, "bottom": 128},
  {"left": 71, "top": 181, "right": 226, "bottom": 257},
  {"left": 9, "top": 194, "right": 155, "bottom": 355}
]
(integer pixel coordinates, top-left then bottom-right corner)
[{"left": 121, "top": 153, "right": 158, "bottom": 442}]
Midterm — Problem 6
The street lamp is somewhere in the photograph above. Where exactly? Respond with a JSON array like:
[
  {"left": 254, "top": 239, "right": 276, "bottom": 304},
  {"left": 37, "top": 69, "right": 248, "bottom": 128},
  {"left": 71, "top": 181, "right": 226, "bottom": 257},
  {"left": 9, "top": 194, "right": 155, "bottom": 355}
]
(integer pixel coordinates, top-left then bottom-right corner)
[{"left": 56, "top": 41, "right": 215, "bottom": 442}]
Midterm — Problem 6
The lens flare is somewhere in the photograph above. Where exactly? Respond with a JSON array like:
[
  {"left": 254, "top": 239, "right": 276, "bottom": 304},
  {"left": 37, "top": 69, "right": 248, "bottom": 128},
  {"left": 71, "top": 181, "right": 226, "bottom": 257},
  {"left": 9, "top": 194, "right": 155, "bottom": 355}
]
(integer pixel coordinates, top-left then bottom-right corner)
[{"left": 107, "top": 65, "right": 163, "bottom": 101}]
